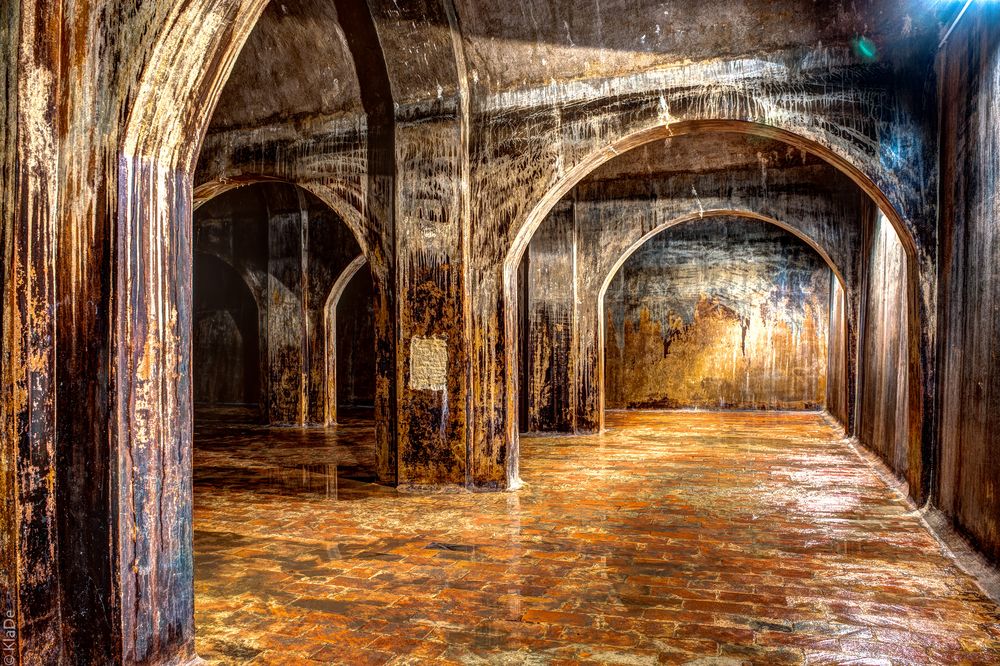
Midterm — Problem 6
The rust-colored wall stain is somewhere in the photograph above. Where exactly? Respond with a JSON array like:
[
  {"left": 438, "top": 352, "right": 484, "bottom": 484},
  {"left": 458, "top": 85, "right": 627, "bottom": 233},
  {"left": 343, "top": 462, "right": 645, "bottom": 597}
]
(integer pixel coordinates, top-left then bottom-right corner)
[{"left": 604, "top": 219, "right": 830, "bottom": 410}]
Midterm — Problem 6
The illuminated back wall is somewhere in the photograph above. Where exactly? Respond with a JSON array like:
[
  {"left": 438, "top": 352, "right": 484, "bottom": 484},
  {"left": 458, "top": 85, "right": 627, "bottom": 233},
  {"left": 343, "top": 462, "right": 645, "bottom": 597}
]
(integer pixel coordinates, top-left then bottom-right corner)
[{"left": 604, "top": 217, "right": 832, "bottom": 411}]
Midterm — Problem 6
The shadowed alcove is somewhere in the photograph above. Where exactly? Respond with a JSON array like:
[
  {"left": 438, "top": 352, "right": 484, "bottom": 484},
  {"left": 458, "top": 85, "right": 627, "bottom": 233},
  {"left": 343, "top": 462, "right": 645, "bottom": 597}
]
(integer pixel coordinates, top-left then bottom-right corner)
[{"left": 193, "top": 252, "right": 262, "bottom": 412}]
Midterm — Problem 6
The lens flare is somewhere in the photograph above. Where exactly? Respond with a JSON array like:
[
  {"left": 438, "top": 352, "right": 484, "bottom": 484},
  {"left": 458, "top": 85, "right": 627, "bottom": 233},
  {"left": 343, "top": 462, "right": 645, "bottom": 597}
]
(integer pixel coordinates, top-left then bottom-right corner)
[{"left": 853, "top": 36, "right": 879, "bottom": 62}]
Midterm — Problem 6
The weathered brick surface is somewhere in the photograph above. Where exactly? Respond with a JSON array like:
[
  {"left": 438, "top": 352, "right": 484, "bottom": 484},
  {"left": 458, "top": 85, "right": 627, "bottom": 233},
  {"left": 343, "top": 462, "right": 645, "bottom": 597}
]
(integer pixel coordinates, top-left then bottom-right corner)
[{"left": 193, "top": 410, "right": 1000, "bottom": 663}]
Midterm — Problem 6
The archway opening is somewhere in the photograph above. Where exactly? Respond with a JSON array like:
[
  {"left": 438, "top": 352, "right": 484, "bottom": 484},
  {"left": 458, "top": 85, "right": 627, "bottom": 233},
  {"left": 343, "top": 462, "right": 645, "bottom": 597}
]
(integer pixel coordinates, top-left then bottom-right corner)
[
  {"left": 509, "top": 126, "right": 922, "bottom": 501},
  {"left": 601, "top": 215, "right": 839, "bottom": 415},
  {"left": 193, "top": 252, "right": 262, "bottom": 421},
  {"left": 192, "top": 180, "right": 377, "bottom": 427},
  {"left": 324, "top": 255, "right": 377, "bottom": 425},
  {"left": 191, "top": 181, "right": 382, "bottom": 660},
  {"left": 170, "top": 0, "right": 402, "bottom": 657}
]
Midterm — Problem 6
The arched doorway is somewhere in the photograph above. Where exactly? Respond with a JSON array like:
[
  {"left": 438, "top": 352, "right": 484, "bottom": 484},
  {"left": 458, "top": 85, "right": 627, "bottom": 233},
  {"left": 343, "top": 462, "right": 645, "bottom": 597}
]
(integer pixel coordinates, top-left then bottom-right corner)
[
  {"left": 508, "top": 126, "right": 921, "bottom": 498},
  {"left": 192, "top": 181, "right": 376, "bottom": 427},
  {"left": 600, "top": 214, "right": 842, "bottom": 415},
  {"left": 323, "top": 255, "right": 373, "bottom": 426},
  {"left": 193, "top": 252, "right": 262, "bottom": 415}
]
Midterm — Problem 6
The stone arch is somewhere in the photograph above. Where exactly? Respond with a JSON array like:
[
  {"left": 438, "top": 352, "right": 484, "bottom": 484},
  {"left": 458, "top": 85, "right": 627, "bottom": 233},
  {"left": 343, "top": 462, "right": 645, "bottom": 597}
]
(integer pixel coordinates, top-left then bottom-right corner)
[
  {"left": 505, "top": 120, "right": 918, "bottom": 275},
  {"left": 501, "top": 121, "right": 926, "bottom": 499},
  {"left": 595, "top": 209, "right": 850, "bottom": 430},
  {"left": 597, "top": 210, "right": 848, "bottom": 305},
  {"left": 324, "top": 254, "right": 369, "bottom": 425},
  {"left": 193, "top": 175, "right": 371, "bottom": 263},
  {"left": 109, "top": 1, "right": 275, "bottom": 661}
]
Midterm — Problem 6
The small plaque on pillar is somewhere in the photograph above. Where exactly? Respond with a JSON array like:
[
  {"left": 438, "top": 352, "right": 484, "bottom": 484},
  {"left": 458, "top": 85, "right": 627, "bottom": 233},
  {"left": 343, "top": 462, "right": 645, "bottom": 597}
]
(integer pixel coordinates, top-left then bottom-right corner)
[{"left": 410, "top": 337, "right": 448, "bottom": 391}]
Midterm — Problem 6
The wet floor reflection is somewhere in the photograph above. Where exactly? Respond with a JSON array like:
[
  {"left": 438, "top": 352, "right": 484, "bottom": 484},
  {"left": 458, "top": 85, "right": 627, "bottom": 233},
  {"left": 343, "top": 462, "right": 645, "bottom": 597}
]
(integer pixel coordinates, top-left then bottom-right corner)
[
  {"left": 194, "top": 409, "right": 1000, "bottom": 665},
  {"left": 194, "top": 406, "right": 393, "bottom": 503}
]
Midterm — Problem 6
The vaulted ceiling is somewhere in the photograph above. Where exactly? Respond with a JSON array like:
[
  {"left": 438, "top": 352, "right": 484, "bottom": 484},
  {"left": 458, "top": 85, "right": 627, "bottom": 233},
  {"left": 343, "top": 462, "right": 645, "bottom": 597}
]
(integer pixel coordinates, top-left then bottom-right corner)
[{"left": 207, "top": 0, "right": 944, "bottom": 136}]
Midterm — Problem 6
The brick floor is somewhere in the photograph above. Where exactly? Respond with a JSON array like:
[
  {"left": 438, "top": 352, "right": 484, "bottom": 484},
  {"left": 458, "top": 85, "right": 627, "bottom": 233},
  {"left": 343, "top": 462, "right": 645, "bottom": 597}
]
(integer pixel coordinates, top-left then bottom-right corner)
[{"left": 193, "top": 409, "right": 1000, "bottom": 664}]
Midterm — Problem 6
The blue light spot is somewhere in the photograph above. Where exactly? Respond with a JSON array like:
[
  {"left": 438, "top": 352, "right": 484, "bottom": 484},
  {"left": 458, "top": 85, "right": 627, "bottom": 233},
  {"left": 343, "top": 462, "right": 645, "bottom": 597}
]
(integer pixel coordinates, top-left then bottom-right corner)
[{"left": 853, "top": 36, "right": 879, "bottom": 62}]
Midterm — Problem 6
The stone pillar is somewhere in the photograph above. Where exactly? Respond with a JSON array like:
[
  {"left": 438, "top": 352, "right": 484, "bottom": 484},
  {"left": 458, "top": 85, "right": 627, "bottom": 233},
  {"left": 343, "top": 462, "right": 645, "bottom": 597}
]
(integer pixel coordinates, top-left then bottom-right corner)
[
  {"left": 53, "top": 1, "right": 267, "bottom": 662},
  {"left": 265, "top": 190, "right": 309, "bottom": 424},
  {"left": 366, "top": 0, "right": 473, "bottom": 488},
  {"left": 525, "top": 200, "right": 578, "bottom": 432},
  {"left": 330, "top": 0, "right": 399, "bottom": 484},
  {"left": 1, "top": 1, "right": 64, "bottom": 661}
]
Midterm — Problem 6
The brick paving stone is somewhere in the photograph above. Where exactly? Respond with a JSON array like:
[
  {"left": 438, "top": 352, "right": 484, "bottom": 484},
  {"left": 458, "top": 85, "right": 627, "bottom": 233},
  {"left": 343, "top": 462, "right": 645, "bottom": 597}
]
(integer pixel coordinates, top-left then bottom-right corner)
[{"left": 194, "top": 410, "right": 1000, "bottom": 664}]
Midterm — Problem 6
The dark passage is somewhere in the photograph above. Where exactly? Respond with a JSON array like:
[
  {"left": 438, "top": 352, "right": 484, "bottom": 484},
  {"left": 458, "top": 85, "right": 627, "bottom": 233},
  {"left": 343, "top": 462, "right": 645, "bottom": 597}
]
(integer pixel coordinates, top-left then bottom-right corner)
[{"left": 192, "top": 182, "right": 377, "bottom": 427}]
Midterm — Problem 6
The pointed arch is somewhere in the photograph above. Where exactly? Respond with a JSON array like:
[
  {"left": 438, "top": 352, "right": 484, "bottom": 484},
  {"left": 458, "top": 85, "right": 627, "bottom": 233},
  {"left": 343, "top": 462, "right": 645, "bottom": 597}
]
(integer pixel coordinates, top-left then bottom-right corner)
[
  {"left": 323, "top": 254, "right": 369, "bottom": 425},
  {"left": 501, "top": 121, "right": 925, "bottom": 501}
]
